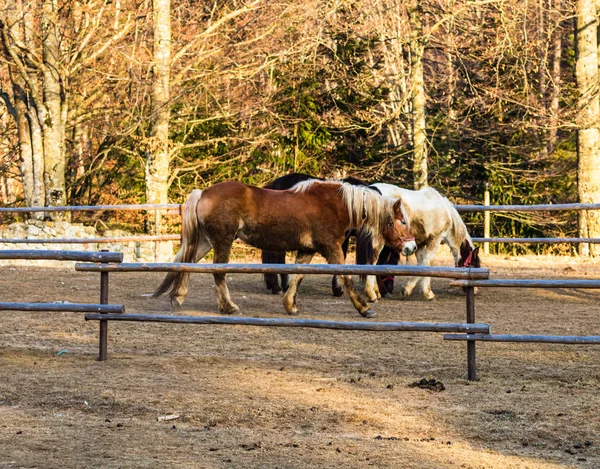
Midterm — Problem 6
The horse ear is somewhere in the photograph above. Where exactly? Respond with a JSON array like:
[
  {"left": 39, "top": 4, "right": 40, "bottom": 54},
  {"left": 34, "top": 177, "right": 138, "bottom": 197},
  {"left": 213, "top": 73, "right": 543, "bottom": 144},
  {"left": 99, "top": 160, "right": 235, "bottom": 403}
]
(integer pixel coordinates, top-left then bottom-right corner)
[
  {"left": 472, "top": 247, "right": 480, "bottom": 265},
  {"left": 393, "top": 198, "right": 404, "bottom": 218},
  {"left": 460, "top": 239, "right": 471, "bottom": 257}
]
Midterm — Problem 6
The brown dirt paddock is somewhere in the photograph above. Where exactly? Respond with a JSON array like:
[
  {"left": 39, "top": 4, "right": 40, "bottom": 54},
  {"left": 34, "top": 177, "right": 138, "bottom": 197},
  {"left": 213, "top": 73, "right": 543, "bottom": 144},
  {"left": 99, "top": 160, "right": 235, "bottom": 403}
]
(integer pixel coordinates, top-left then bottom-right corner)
[{"left": 1, "top": 251, "right": 600, "bottom": 468}]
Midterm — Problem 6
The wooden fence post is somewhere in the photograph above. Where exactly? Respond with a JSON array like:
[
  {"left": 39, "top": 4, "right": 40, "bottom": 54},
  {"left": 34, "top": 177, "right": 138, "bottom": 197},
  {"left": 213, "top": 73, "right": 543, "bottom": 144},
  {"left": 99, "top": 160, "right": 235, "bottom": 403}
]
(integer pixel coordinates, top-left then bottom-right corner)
[
  {"left": 180, "top": 203, "right": 185, "bottom": 240},
  {"left": 484, "top": 186, "right": 490, "bottom": 255},
  {"left": 98, "top": 250, "right": 110, "bottom": 361},
  {"left": 466, "top": 286, "right": 477, "bottom": 381}
]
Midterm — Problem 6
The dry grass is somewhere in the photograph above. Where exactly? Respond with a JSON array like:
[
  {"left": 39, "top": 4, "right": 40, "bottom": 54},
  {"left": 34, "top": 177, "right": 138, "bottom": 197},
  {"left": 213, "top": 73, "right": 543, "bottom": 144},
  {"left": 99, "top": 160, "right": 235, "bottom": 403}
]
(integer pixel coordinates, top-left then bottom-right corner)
[{"left": 1, "top": 251, "right": 599, "bottom": 468}]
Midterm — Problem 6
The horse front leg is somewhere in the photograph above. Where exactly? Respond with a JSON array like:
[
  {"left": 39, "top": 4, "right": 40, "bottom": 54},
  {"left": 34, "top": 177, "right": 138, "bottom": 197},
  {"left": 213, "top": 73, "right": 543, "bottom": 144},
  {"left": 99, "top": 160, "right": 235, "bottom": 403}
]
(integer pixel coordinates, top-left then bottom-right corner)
[
  {"left": 283, "top": 251, "right": 314, "bottom": 315},
  {"left": 324, "top": 247, "right": 375, "bottom": 318},
  {"left": 331, "top": 231, "right": 353, "bottom": 297},
  {"left": 401, "top": 245, "right": 423, "bottom": 300},
  {"left": 417, "top": 243, "right": 439, "bottom": 301},
  {"left": 212, "top": 242, "right": 239, "bottom": 314},
  {"left": 364, "top": 237, "right": 383, "bottom": 303}
]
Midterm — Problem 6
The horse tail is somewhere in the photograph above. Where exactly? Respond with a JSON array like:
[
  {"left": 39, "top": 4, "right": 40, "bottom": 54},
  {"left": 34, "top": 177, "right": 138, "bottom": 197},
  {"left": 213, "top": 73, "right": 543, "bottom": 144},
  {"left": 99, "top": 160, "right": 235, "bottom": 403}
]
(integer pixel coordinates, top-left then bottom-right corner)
[
  {"left": 153, "top": 189, "right": 206, "bottom": 298},
  {"left": 355, "top": 227, "right": 374, "bottom": 282}
]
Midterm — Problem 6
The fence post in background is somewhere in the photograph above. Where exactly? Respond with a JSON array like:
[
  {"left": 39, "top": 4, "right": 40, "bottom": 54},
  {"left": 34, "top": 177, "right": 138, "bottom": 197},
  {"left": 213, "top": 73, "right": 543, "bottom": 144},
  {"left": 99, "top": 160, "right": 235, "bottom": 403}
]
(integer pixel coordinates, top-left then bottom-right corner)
[
  {"left": 98, "top": 249, "right": 110, "bottom": 361},
  {"left": 484, "top": 185, "right": 490, "bottom": 255},
  {"left": 180, "top": 203, "right": 185, "bottom": 240},
  {"left": 154, "top": 209, "right": 161, "bottom": 261},
  {"left": 466, "top": 286, "right": 477, "bottom": 381}
]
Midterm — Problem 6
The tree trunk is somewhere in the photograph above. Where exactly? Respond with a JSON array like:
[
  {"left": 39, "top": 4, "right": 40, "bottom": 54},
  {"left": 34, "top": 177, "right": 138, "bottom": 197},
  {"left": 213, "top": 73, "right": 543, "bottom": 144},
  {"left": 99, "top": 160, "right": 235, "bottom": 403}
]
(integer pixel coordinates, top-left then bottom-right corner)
[
  {"left": 576, "top": 0, "right": 600, "bottom": 256},
  {"left": 41, "top": 0, "right": 67, "bottom": 217},
  {"left": 547, "top": 1, "right": 562, "bottom": 154},
  {"left": 146, "top": 0, "right": 172, "bottom": 260},
  {"left": 409, "top": 0, "right": 427, "bottom": 189}
]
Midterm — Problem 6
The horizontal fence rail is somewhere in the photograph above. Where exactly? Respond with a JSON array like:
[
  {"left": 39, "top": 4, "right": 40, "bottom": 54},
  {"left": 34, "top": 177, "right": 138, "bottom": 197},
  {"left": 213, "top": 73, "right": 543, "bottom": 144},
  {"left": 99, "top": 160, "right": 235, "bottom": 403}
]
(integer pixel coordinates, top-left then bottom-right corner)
[
  {"left": 0, "top": 302, "right": 124, "bottom": 313},
  {"left": 444, "top": 334, "right": 600, "bottom": 344},
  {"left": 84, "top": 313, "right": 491, "bottom": 333},
  {"left": 1, "top": 235, "right": 181, "bottom": 244},
  {"left": 74, "top": 262, "right": 490, "bottom": 279},
  {"left": 3, "top": 202, "right": 600, "bottom": 246},
  {"left": 4, "top": 201, "right": 600, "bottom": 214},
  {"left": 0, "top": 249, "right": 123, "bottom": 263},
  {"left": 451, "top": 279, "right": 600, "bottom": 288},
  {"left": 455, "top": 202, "right": 600, "bottom": 212},
  {"left": 0, "top": 204, "right": 180, "bottom": 213},
  {"left": 472, "top": 237, "right": 600, "bottom": 244}
]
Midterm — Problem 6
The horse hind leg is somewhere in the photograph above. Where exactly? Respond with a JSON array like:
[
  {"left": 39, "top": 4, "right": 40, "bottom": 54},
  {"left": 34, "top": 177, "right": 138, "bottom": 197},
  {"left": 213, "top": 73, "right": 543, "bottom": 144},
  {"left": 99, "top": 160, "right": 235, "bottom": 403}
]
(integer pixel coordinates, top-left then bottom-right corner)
[
  {"left": 212, "top": 241, "right": 239, "bottom": 314},
  {"left": 283, "top": 251, "right": 314, "bottom": 315},
  {"left": 263, "top": 250, "right": 286, "bottom": 294},
  {"left": 170, "top": 234, "right": 212, "bottom": 309}
]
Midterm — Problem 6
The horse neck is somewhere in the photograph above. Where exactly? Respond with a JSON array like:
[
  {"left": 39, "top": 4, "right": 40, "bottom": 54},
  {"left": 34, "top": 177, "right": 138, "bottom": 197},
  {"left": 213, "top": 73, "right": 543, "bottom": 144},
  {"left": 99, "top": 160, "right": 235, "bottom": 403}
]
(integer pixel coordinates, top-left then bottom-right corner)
[{"left": 339, "top": 183, "right": 392, "bottom": 234}]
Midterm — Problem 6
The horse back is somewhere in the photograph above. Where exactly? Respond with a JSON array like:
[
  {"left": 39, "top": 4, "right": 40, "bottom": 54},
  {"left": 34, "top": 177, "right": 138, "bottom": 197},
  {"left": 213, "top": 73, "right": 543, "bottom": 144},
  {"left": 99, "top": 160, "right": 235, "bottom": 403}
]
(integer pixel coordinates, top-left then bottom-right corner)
[{"left": 199, "top": 181, "right": 350, "bottom": 252}]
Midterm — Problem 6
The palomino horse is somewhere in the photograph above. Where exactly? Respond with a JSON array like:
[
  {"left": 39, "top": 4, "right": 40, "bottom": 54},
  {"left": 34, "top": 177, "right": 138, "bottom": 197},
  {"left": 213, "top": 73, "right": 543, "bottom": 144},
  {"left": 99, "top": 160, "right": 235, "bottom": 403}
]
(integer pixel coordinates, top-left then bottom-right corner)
[
  {"left": 261, "top": 173, "right": 381, "bottom": 297},
  {"left": 359, "top": 183, "right": 480, "bottom": 301},
  {"left": 153, "top": 180, "right": 417, "bottom": 317}
]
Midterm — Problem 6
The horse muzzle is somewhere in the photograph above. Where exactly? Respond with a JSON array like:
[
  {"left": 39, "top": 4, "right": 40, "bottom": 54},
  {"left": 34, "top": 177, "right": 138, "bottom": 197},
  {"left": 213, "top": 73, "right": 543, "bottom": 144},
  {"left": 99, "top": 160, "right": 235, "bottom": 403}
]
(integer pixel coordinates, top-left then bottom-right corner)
[
  {"left": 400, "top": 239, "right": 417, "bottom": 256},
  {"left": 391, "top": 238, "right": 416, "bottom": 256}
]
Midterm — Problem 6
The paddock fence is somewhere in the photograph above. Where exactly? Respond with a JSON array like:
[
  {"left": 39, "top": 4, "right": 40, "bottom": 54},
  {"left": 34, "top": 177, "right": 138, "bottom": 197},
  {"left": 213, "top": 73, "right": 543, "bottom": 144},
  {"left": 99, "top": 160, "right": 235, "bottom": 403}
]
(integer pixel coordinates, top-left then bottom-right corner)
[
  {"left": 2, "top": 201, "right": 600, "bottom": 256},
  {"left": 2, "top": 249, "right": 600, "bottom": 380},
  {"left": 1, "top": 249, "right": 492, "bottom": 377}
]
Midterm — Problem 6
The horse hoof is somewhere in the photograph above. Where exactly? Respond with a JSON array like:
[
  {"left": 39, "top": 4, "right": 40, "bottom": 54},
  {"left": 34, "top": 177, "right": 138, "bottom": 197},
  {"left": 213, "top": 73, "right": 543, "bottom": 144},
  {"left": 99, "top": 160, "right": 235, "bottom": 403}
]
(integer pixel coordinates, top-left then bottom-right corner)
[
  {"left": 287, "top": 307, "right": 299, "bottom": 316},
  {"left": 332, "top": 286, "right": 344, "bottom": 297},
  {"left": 219, "top": 304, "right": 240, "bottom": 315},
  {"left": 270, "top": 286, "right": 282, "bottom": 295},
  {"left": 382, "top": 292, "right": 393, "bottom": 299},
  {"left": 170, "top": 298, "right": 184, "bottom": 311},
  {"left": 360, "top": 309, "right": 376, "bottom": 318}
]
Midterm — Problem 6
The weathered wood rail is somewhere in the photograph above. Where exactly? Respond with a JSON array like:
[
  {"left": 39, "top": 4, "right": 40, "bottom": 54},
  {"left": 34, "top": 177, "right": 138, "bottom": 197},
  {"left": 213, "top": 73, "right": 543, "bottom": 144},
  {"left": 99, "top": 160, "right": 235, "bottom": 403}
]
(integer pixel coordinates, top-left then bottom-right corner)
[
  {"left": 74, "top": 262, "right": 490, "bottom": 279},
  {"left": 0, "top": 302, "right": 124, "bottom": 314},
  {"left": 0, "top": 249, "right": 122, "bottom": 263},
  {"left": 84, "top": 314, "right": 490, "bottom": 334},
  {"left": 444, "top": 278, "right": 600, "bottom": 379}
]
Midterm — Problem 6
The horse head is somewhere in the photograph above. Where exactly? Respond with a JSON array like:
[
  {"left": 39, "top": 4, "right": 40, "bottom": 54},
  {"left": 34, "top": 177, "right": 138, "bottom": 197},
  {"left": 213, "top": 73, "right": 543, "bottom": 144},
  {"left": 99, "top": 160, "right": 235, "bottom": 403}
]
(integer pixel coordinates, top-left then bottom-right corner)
[
  {"left": 458, "top": 240, "right": 480, "bottom": 268},
  {"left": 383, "top": 199, "right": 417, "bottom": 256}
]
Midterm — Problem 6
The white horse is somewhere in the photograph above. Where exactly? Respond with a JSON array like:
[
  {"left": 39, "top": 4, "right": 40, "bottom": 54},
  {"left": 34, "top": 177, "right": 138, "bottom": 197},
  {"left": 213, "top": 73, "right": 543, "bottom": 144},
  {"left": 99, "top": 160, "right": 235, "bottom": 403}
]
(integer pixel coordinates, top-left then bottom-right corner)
[{"left": 361, "top": 183, "right": 480, "bottom": 301}]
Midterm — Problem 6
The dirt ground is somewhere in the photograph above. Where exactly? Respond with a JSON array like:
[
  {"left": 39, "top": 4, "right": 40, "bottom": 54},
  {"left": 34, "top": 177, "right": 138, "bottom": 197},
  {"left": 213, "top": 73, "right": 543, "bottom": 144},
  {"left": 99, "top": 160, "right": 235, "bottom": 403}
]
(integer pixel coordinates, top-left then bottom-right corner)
[{"left": 1, "top": 249, "right": 600, "bottom": 469}]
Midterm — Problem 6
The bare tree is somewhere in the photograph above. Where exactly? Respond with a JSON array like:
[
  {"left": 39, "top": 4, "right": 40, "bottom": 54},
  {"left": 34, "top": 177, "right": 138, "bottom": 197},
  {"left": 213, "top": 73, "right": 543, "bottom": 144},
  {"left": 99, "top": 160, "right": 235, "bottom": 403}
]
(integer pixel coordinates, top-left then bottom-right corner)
[{"left": 575, "top": 0, "right": 600, "bottom": 255}]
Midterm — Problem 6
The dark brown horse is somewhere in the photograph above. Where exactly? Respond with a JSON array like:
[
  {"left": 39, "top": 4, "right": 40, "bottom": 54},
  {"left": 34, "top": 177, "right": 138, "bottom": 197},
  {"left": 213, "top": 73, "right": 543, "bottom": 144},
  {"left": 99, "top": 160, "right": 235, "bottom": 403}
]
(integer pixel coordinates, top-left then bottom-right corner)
[{"left": 153, "top": 180, "right": 417, "bottom": 318}]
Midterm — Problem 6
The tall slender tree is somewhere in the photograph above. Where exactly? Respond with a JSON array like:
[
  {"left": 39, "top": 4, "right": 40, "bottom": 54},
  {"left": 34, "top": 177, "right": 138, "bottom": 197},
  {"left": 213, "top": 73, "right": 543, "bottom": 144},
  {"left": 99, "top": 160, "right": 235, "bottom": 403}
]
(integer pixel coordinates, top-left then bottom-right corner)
[{"left": 575, "top": 0, "right": 600, "bottom": 255}]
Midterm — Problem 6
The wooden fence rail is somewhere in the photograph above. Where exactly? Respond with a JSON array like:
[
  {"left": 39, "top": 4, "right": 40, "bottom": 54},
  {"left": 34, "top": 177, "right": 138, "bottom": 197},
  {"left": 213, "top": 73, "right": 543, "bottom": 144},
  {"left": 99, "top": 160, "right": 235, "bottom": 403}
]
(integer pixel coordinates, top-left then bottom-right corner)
[
  {"left": 84, "top": 314, "right": 490, "bottom": 333},
  {"left": 0, "top": 302, "right": 124, "bottom": 313},
  {"left": 74, "top": 262, "right": 490, "bottom": 279},
  {"left": 0, "top": 249, "right": 123, "bottom": 263}
]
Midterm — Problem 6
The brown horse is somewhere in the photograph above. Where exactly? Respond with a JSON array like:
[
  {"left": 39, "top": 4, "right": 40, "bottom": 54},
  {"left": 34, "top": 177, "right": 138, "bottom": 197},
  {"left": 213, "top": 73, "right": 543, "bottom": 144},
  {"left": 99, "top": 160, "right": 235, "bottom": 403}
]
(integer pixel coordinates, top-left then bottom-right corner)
[{"left": 153, "top": 180, "right": 417, "bottom": 318}]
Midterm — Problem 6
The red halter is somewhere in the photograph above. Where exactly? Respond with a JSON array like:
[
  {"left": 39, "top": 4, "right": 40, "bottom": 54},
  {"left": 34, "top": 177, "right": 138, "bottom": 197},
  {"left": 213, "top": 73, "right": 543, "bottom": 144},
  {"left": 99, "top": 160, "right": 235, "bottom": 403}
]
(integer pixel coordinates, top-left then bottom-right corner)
[{"left": 462, "top": 250, "right": 474, "bottom": 267}]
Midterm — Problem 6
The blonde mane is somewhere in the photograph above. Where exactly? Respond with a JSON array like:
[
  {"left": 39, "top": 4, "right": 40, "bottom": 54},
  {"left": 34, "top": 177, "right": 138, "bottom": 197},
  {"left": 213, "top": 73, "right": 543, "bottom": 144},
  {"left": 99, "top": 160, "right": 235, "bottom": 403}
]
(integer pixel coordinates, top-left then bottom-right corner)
[{"left": 291, "top": 179, "right": 401, "bottom": 234}]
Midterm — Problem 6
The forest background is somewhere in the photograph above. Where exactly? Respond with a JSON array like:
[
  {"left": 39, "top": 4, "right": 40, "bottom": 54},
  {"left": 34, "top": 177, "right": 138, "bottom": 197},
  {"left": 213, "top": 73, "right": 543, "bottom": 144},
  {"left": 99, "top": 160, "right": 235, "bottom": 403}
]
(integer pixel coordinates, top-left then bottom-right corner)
[{"left": 1, "top": 0, "right": 600, "bottom": 255}]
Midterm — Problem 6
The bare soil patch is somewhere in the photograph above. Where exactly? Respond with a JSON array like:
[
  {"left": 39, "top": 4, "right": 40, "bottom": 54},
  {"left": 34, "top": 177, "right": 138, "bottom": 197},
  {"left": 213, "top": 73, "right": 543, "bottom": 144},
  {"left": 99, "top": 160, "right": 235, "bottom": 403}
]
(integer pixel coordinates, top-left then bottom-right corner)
[{"left": 1, "top": 251, "right": 599, "bottom": 468}]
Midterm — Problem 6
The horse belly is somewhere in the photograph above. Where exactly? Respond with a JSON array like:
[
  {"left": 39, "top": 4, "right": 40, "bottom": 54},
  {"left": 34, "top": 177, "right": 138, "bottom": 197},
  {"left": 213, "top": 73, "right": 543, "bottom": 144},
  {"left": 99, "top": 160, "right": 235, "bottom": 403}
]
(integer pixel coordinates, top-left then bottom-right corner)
[{"left": 237, "top": 225, "right": 315, "bottom": 252}]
